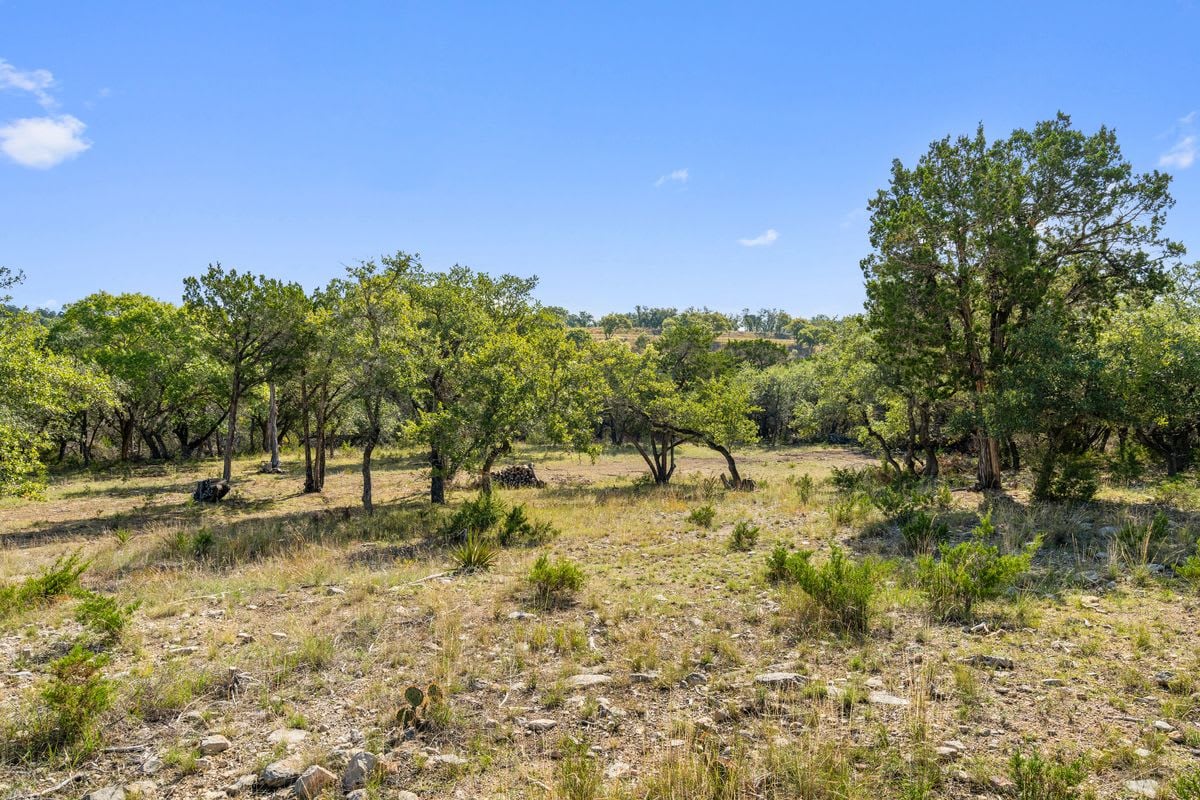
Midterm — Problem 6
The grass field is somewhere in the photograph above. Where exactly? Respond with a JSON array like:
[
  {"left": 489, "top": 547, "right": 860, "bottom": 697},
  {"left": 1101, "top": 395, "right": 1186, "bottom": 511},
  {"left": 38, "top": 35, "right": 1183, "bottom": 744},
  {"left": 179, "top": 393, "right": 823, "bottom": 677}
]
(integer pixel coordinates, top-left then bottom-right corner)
[{"left": 1, "top": 445, "right": 1199, "bottom": 799}]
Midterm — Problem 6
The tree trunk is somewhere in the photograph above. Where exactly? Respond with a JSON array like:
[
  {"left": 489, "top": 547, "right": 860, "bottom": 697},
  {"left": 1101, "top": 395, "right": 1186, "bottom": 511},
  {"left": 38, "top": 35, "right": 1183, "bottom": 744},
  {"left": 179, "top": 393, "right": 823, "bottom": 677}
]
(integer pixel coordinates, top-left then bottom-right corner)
[
  {"left": 119, "top": 415, "right": 135, "bottom": 462},
  {"left": 479, "top": 443, "right": 511, "bottom": 495},
  {"left": 267, "top": 381, "right": 281, "bottom": 471},
  {"left": 976, "top": 433, "right": 1003, "bottom": 491},
  {"left": 362, "top": 440, "right": 375, "bottom": 513},
  {"left": 301, "top": 374, "right": 316, "bottom": 492},
  {"left": 709, "top": 440, "right": 749, "bottom": 490},
  {"left": 430, "top": 446, "right": 447, "bottom": 504},
  {"left": 80, "top": 412, "right": 92, "bottom": 466},
  {"left": 223, "top": 373, "right": 241, "bottom": 482}
]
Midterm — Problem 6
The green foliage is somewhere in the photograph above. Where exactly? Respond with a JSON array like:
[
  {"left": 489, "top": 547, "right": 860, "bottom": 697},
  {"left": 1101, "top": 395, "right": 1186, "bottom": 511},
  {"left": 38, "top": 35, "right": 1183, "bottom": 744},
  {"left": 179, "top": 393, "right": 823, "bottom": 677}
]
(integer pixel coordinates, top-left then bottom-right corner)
[
  {"left": 1008, "top": 749, "right": 1089, "bottom": 800},
  {"left": 1173, "top": 768, "right": 1200, "bottom": 800},
  {"left": 828, "top": 493, "right": 872, "bottom": 527},
  {"left": 1112, "top": 511, "right": 1171, "bottom": 568},
  {"left": 451, "top": 535, "right": 499, "bottom": 573},
  {"left": 74, "top": 591, "right": 139, "bottom": 640},
  {"left": 794, "top": 473, "right": 815, "bottom": 505},
  {"left": 527, "top": 554, "right": 585, "bottom": 608},
  {"left": 395, "top": 682, "right": 447, "bottom": 731},
  {"left": 0, "top": 552, "right": 90, "bottom": 619},
  {"left": 917, "top": 514, "right": 1039, "bottom": 622},
  {"left": 496, "top": 504, "right": 558, "bottom": 547},
  {"left": 1048, "top": 454, "right": 1099, "bottom": 503},
  {"left": 728, "top": 520, "right": 760, "bottom": 552},
  {"left": 687, "top": 505, "right": 717, "bottom": 529},
  {"left": 769, "top": 545, "right": 877, "bottom": 634},
  {"left": 556, "top": 738, "right": 602, "bottom": 800},
  {"left": 765, "top": 543, "right": 791, "bottom": 583},
  {"left": 441, "top": 493, "right": 505, "bottom": 543},
  {"left": 3, "top": 645, "right": 114, "bottom": 761},
  {"left": 1178, "top": 541, "right": 1200, "bottom": 591},
  {"left": 900, "top": 511, "right": 949, "bottom": 555}
]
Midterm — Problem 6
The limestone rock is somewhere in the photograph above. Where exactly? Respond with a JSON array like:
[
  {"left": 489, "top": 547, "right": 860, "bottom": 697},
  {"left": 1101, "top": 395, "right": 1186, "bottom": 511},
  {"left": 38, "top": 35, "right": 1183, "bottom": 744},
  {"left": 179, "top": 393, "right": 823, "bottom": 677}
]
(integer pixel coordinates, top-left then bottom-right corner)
[
  {"left": 342, "top": 751, "right": 380, "bottom": 791},
  {"left": 198, "top": 734, "right": 230, "bottom": 755},
  {"left": 564, "top": 674, "right": 611, "bottom": 689},
  {"left": 294, "top": 765, "right": 336, "bottom": 800},
  {"left": 260, "top": 753, "right": 307, "bottom": 789}
]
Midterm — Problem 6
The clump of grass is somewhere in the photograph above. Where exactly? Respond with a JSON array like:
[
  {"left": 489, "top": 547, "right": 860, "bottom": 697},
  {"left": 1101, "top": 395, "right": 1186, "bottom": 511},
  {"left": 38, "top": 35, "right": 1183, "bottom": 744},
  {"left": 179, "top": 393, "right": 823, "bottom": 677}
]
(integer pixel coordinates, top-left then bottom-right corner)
[
  {"left": 688, "top": 505, "right": 717, "bottom": 529},
  {"left": 1008, "top": 749, "right": 1089, "bottom": 800},
  {"left": 1178, "top": 540, "right": 1200, "bottom": 591},
  {"left": 794, "top": 473, "right": 815, "bottom": 506},
  {"left": 728, "top": 520, "right": 760, "bottom": 552},
  {"left": 0, "top": 551, "right": 90, "bottom": 619},
  {"left": 451, "top": 535, "right": 499, "bottom": 573},
  {"left": 900, "top": 510, "right": 949, "bottom": 555},
  {"left": 2, "top": 644, "right": 114, "bottom": 762},
  {"left": 828, "top": 494, "right": 872, "bottom": 527},
  {"left": 127, "top": 667, "right": 216, "bottom": 722},
  {"left": 556, "top": 738, "right": 602, "bottom": 800},
  {"left": 768, "top": 545, "right": 877, "bottom": 635},
  {"left": 916, "top": 513, "right": 1039, "bottom": 622},
  {"left": 1111, "top": 511, "right": 1171, "bottom": 569},
  {"left": 1175, "top": 768, "right": 1200, "bottom": 800},
  {"left": 527, "top": 554, "right": 585, "bottom": 609}
]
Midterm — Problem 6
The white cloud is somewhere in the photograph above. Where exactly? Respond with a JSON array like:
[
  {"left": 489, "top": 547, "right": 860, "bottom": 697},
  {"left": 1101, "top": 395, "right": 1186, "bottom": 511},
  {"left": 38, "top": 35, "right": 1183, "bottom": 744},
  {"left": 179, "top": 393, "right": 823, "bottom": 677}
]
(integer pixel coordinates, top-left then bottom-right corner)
[
  {"left": 0, "top": 58, "right": 57, "bottom": 109},
  {"left": 0, "top": 115, "right": 90, "bottom": 168},
  {"left": 738, "top": 228, "right": 779, "bottom": 247},
  {"left": 654, "top": 167, "right": 688, "bottom": 187},
  {"left": 1181, "top": 111, "right": 1197, "bottom": 126},
  {"left": 1160, "top": 135, "right": 1196, "bottom": 169}
]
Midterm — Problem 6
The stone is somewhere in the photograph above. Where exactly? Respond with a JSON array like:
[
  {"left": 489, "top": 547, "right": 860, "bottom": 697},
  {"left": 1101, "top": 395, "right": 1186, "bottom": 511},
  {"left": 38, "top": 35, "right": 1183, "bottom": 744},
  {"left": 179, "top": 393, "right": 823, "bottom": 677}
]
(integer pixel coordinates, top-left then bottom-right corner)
[
  {"left": 428, "top": 753, "right": 468, "bottom": 767},
  {"left": 267, "top": 727, "right": 308, "bottom": 745},
  {"left": 864, "top": 676, "right": 885, "bottom": 689},
  {"left": 260, "top": 753, "right": 307, "bottom": 789},
  {"left": 963, "top": 655, "right": 1014, "bottom": 670},
  {"left": 124, "top": 780, "right": 156, "bottom": 798},
  {"left": 1153, "top": 720, "right": 1175, "bottom": 732},
  {"left": 294, "top": 765, "right": 336, "bottom": 800},
  {"left": 507, "top": 611, "right": 537, "bottom": 620},
  {"left": 630, "top": 671, "right": 660, "bottom": 683},
  {"left": 141, "top": 755, "right": 164, "bottom": 775},
  {"left": 867, "top": 690, "right": 910, "bottom": 706},
  {"left": 1041, "top": 678, "right": 1065, "bottom": 687},
  {"left": 342, "top": 751, "right": 380, "bottom": 791},
  {"left": 1125, "top": 779, "right": 1160, "bottom": 798},
  {"left": 564, "top": 674, "right": 611, "bottom": 689},
  {"left": 396, "top": 793, "right": 419, "bottom": 800},
  {"left": 526, "top": 718, "right": 558, "bottom": 732},
  {"left": 1135, "top": 747, "right": 1152, "bottom": 758},
  {"left": 83, "top": 789, "right": 126, "bottom": 800},
  {"left": 682, "top": 671, "right": 708, "bottom": 686},
  {"left": 347, "top": 792, "right": 368, "bottom": 800},
  {"left": 605, "top": 760, "right": 632, "bottom": 780},
  {"left": 754, "top": 672, "right": 808, "bottom": 688},
  {"left": 236, "top": 631, "right": 254, "bottom": 644},
  {"left": 225, "top": 774, "right": 257, "bottom": 795},
  {"left": 198, "top": 734, "right": 230, "bottom": 754}
]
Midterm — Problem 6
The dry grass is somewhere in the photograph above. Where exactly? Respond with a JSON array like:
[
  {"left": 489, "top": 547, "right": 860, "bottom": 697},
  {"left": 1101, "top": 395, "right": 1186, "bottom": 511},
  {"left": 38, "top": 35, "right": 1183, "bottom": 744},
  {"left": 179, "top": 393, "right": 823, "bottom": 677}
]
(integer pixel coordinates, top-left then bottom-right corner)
[{"left": 1, "top": 445, "right": 1198, "bottom": 798}]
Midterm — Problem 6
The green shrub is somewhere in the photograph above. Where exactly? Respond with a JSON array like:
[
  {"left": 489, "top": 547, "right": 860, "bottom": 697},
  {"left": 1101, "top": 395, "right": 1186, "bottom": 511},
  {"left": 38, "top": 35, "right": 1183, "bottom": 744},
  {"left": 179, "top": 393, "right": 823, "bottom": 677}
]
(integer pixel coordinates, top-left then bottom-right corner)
[
  {"left": 900, "top": 510, "right": 949, "bottom": 554},
  {"left": 728, "top": 521, "right": 760, "bottom": 552},
  {"left": 527, "top": 554, "right": 585, "bottom": 608},
  {"left": 74, "top": 591, "right": 140, "bottom": 640},
  {"left": 0, "top": 552, "right": 90, "bottom": 619},
  {"left": 1049, "top": 454, "right": 1099, "bottom": 503},
  {"left": 1176, "top": 541, "right": 1200, "bottom": 591},
  {"left": 3, "top": 645, "right": 114, "bottom": 761},
  {"left": 1106, "top": 444, "right": 1145, "bottom": 485},
  {"left": 1174, "top": 768, "right": 1200, "bottom": 800},
  {"left": 441, "top": 493, "right": 505, "bottom": 543},
  {"left": 687, "top": 505, "right": 717, "bottom": 529},
  {"left": 828, "top": 493, "right": 872, "bottom": 527},
  {"left": 1008, "top": 749, "right": 1089, "bottom": 800},
  {"left": 794, "top": 473, "right": 815, "bottom": 506},
  {"left": 917, "top": 514, "right": 1039, "bottom": 622},
  {"left": 190, "top": 528, "right": 215, "bottom": 558},
  {"left": 828, "top": 466, "right": 878, "bottom": 493},
  {"left": 496, "top": 504, "right": 557, "bottom": 546},
  {"left": 770, "top": 545, "right": 877, "bottom": 634},
  {"left": 765, "top": 543, "right": 791, "bottom": 583},
  {"left": 451, "top": 535, "right": 499, "bottom": 573}
]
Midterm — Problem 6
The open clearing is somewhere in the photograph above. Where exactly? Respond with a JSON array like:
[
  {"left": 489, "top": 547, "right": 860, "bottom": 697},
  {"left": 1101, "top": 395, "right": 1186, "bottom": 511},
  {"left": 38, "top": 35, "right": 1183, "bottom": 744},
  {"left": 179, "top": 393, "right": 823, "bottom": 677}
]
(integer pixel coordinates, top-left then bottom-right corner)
[{"left": 2, "top": 446, "right": 1199, "bottom": 800}]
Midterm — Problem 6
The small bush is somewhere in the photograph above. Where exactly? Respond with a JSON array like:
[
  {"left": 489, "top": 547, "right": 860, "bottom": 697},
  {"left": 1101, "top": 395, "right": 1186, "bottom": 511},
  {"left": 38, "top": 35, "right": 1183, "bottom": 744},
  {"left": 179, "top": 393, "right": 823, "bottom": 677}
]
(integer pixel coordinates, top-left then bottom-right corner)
[
  {"left": 1174, "top": 768, "right": 1200, "bottom": 800},
  {"left": 728, "top": 521, "right": 760, "bottom": 552},
  {"left": 828, "top": 465, "right": 878, "bottom": 493},
  {"left": 527, "top": 554, "right": 585, "bottom": 608},
  {"left": 769, "top": 545, "right": 877, "bottom": 635},
  {"left": 1008, "top": 749, "right": 1089, "bottom": 800},
  {"left": 1176, "top": 541, "right": 1200, "bottom": 591},
  {"left": 0, "top": 552, "right": 90, "bottom": 619},
  {"left": 1049, "top": 454, "right": 1099, "bottom": 503},
  {"left": 794, "top": 473, "right": 815, "bottom": 506},
  {"left": 74, "top": 591, "right": 140, "bottom": 640},
  {"left": 3, "top": 645, "right": 114, "bottom": 761},
  {"left": 496, "top": 504, "right": 557, "bottom": 546},
  {"left": 765, "top": 543, "right": 791, "bottom": 583},
  {"left": 828, "top": 493, "right": 872, "bottom": 527},
  {"left": 917, "top": 513, "right": 1039, "bottom": 622},
  {"left": 688, "top": 505, "right": 717, "bottom": 529},
  {"left": 189, "top": 528, "right": 215, "bottom": 558},
  {"left": 441, "top": 493, "right": 505, "bottom": 543},
  {"left": 900, "top": 511, "right": 949, "bottom": 554},
  {"left": 451, "top": 535, "right": 499, "bottom": 573}
]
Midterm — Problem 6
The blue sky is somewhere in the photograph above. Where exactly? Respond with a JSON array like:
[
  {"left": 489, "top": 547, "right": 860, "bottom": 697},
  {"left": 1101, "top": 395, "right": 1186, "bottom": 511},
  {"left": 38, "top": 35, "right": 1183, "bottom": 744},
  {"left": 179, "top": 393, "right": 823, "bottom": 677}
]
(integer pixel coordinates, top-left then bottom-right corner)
[{"left": 1, "top": 1, "right": 1198, "bottom": 317}]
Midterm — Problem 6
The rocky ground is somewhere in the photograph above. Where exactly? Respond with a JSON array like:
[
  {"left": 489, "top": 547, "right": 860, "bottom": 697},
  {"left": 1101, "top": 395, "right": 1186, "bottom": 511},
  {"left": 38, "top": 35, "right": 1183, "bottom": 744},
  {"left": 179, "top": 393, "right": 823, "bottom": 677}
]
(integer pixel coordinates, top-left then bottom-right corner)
[{"left": 1, "top": 445, "right": 1198, "bottom": 800}]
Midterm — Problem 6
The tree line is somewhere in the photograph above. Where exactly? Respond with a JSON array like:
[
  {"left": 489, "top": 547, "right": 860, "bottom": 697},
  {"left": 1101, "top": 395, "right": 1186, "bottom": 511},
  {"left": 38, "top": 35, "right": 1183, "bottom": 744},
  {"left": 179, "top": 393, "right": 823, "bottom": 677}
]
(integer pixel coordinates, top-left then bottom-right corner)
[{"left": 1, "top": 114, "right": 1195, "bottom": 505}]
